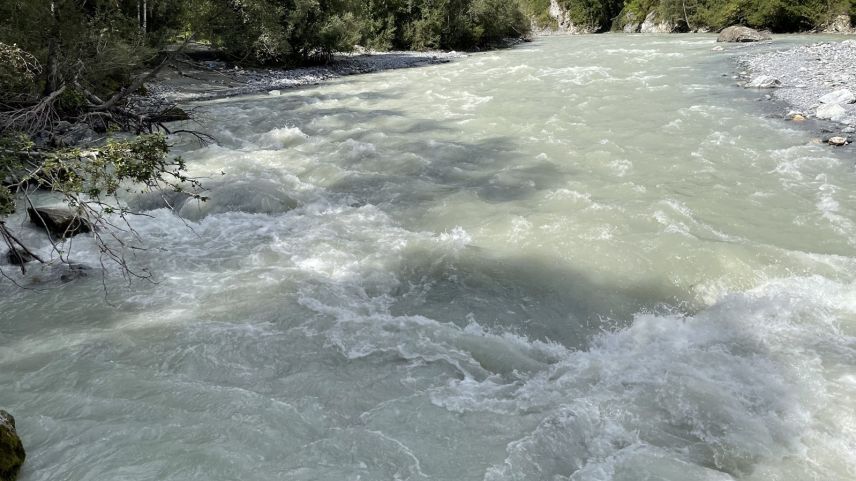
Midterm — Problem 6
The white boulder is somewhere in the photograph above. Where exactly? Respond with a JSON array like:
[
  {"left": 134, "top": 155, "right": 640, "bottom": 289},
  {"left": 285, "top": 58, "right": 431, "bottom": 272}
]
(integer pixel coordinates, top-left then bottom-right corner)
[
  {"left": 819, "top": 89, "right": 855, "bottom": 105},
  {"left": 816, "top": 103, "right": 847, "bottom": 122},
  {"left": 745, "top": 75, "right": 780, "bottom": 88}
]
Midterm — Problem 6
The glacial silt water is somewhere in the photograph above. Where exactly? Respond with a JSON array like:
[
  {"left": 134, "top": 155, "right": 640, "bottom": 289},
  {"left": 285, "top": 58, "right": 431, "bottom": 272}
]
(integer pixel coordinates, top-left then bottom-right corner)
[{"left": 2, "top": 35, "right": 855, "bottom": 480}]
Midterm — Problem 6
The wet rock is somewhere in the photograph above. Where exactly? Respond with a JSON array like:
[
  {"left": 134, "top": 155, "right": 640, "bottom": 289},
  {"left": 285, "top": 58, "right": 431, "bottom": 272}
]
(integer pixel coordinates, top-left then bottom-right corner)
[
  {"left": 717, "top": 26, "right": 771, "bottom": 43},
  {"left": 745, "top": 75, "right": 781, "bottom": 88},
  {"left": 819, "top": 88, "right": 855, "bottom": 105},
  {"left": 154, "top": 107, "right": 190, "bottom": 122},
  {"left": 786, "top": 111, "right": 806, "bottom": 121},
  {"left": 0, "top": 410, "right": 25, "bottom": 481},
  {"left": 828, "top": 136, "right": 849, "bottom": 146},
  {"left": 816, "top": 103, "right": 847, "bottom": 122},
  {"left": 27, "top": 207, "right": 92, "bottom": 238},
  {"left": 22, "top": 263, "right": 91, "bottom": 285},
  {"left": 4, "top": 249, "right": 35, "bottom": 266},
  {"left": 711, "top": 45, "right": 725, "bottom": 51}
]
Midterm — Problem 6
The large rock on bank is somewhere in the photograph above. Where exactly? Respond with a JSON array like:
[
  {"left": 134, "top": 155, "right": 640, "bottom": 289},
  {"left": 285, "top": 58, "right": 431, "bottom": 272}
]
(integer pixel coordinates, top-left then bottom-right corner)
[
  {"left": 816, "top": 103, "right": 848, "bottom": 122},
  {"left": 717, "top": 26, "right": 771, "bottom": 42},
  {"left": 745, "top": 75, "right": 781, "bottom": 88},
  {"left": 0, "top": 411, "right": 25, "bottom": 481},
  {"left": 819, "top": 88, "right": 856, "bottom": 105}
]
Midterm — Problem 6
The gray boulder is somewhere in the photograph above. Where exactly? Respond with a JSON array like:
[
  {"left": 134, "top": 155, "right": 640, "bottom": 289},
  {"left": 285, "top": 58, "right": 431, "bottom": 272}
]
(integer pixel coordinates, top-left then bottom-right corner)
[
  {"left": 0, "top": 410, "right": 25, "bottom": 481},
  {"left": 819, "top": 89, "right": 856, "bottom": 105},
  {"left": 52, "top": 123, "right": 97, "bottom": 147},
  {"left": 745, "top": 75, "right": 781, "bottom": 88},
  {"left": 817, "top": 103, "right": 847, "bottom": 122},
  {"left": 27, "top": 207, "right": 92, "bottom": 238},
  {"left": 717, "top": 26, "right": 771, "bottom": 42}
]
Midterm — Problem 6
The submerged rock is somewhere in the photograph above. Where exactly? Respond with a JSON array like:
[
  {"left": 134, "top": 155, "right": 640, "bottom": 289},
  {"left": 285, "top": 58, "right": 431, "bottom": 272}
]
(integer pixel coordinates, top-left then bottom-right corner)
[
  {"left": 819, "top": 88, "right": 856, "bottom": 105},
  {"left": 3, "top": 249, "right": 35, "bottom": 266},
  {"left": 27, "top": 207, "right": 92, "bottom": 238},
  {"left": 745, "top": 75, "right": 781, "bottom": 88},
  {"left": 717, "top": 26, "right": 771, "bottom": 43},
  {"left": 816, "top": 103, "right": 847, "bottom": 122},
  {"left": 0, "top": 410, "right": 25, "bottom": 481}
]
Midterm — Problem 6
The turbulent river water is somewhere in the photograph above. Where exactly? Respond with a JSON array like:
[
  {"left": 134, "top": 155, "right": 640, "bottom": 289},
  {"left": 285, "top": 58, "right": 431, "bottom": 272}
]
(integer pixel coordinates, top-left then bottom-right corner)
[{"left": 3, "top": 34, "right": 856, "bottom": 481}]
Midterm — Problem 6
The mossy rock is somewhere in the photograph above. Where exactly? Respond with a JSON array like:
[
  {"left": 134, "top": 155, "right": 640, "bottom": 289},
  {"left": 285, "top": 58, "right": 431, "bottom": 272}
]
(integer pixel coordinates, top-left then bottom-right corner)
[{"left": 0, "top": 410, "right": 25, "bottom": 481}]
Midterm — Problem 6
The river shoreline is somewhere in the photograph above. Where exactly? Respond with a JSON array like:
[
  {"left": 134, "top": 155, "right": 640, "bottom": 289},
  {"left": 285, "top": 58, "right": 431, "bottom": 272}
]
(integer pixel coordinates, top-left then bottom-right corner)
[
  {"left": 737, "top": 39, "right": 856, "bottom": 146},
  {"left": 147, "top": 50, "right": 467, "bottom": 103}
]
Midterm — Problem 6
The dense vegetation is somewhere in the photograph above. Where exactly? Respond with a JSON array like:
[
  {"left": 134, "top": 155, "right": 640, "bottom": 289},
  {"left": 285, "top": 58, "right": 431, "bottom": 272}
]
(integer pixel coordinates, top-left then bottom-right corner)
[{"left": 537, "top": 0, "right": 856, "bottom": 32}]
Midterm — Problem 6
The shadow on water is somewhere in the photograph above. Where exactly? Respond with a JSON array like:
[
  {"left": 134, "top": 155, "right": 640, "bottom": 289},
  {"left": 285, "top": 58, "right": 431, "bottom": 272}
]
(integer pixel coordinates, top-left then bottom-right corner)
[{"left": 383, "top": 244, "right": 688, "bottom": 350}]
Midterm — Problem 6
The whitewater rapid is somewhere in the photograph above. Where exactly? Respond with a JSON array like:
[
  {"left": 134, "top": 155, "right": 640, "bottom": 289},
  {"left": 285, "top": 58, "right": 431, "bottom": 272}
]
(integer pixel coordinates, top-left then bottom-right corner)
[{"left": 2, "top": 35, "right": 855, "bottom": 481}]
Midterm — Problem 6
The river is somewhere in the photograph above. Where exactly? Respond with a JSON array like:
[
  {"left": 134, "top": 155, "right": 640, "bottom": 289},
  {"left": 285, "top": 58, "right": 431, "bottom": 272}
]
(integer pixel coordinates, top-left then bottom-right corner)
[{"left": 2, "top": 34, "right": 855, "bottom": 481}]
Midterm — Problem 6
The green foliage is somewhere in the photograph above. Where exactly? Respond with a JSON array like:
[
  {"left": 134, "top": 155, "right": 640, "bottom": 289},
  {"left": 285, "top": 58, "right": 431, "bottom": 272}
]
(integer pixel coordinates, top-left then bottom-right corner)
[
  {"left": 0, "top": 42, "right": 40, "bottom": 103},
  {"left": 620, "top": 0, "right": 856, "bottom": 31},
  {"left": 556, "top": 0, "right": 624, "bottom": 31},
  {"left": 0, "top": 133, "right": 200, "bottom": 218}
]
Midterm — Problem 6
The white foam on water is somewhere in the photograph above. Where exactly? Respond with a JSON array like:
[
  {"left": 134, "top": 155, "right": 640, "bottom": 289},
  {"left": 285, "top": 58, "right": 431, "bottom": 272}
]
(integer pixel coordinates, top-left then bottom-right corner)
[{"left": 256, "top": 125, "right": 310, "bottom": 149}]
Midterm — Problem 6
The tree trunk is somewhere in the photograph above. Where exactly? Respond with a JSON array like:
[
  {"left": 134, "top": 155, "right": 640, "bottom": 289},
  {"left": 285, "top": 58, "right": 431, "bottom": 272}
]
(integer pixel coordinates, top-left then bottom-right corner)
[
  {"left": 142, "top": 0, "right": 147, "bottom": 33},
  {"left": 43, "top": 1, "right": 60, "bottom": 95}
]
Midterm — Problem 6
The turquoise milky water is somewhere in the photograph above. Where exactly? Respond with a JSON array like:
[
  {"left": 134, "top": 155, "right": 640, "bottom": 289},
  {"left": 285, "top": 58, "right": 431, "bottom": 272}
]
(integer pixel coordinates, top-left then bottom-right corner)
[{"left": 2, "top": 34, "right": 855, "bottom": 481}]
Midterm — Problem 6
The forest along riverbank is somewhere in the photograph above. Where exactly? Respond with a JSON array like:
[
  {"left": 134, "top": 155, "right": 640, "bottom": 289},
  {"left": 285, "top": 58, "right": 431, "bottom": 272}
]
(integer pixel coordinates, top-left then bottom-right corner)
[
  {"left": 738, "top": 38, "right": 856, "bottom": 146},
  {"left": 2, "top": 35, "right": 856, "bottom": 481}
]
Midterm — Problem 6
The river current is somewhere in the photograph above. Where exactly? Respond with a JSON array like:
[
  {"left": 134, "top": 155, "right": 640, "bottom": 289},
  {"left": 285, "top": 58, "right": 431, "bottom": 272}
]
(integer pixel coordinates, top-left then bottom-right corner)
[{"left": 2, "top": 35, "right": 856, "bottom": 480}]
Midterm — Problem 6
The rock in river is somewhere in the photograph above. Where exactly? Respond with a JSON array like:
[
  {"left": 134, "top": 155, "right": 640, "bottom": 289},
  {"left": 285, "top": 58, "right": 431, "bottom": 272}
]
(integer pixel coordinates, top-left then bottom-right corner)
[
  {"left": 0, "top": 410, "right": 25, "bottom": 481},
  {"left": 27, "top": 207, "right": 92, "bottom": 238},
  {"left": 717, "top": 26, "right": 771, "bottom": 43},
  {"left": 828, "top": 136, "right": 849, "bottom": 146}
]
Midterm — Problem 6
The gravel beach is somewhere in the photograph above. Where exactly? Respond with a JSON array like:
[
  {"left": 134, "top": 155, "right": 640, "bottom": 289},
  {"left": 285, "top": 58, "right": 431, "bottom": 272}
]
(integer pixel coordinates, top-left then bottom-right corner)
[
  {"left": 739, "top": 39, "right": 856, "bottom": 141},
  {"left": 148, "top": 50, "right": 465, "bottom": 103}
]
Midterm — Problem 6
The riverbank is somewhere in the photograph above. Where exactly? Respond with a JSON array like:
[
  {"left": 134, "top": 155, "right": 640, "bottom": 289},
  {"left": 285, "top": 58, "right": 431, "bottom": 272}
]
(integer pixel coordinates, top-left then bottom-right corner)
[
  {"left": 738, "top": 39, "right": 856, "bottom": 144},
  {"left": 147, "top": 50, "right": 467, "bottom": 103}
]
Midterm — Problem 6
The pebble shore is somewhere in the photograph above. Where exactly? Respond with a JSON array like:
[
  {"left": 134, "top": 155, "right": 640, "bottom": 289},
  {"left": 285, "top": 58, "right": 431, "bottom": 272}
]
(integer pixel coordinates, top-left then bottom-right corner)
[
  {"left": 148, "top": 51, "right": 465, "bottom": 103},
  {"left": 738, "top": 39, "right": 856, "bottom": 141}
]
